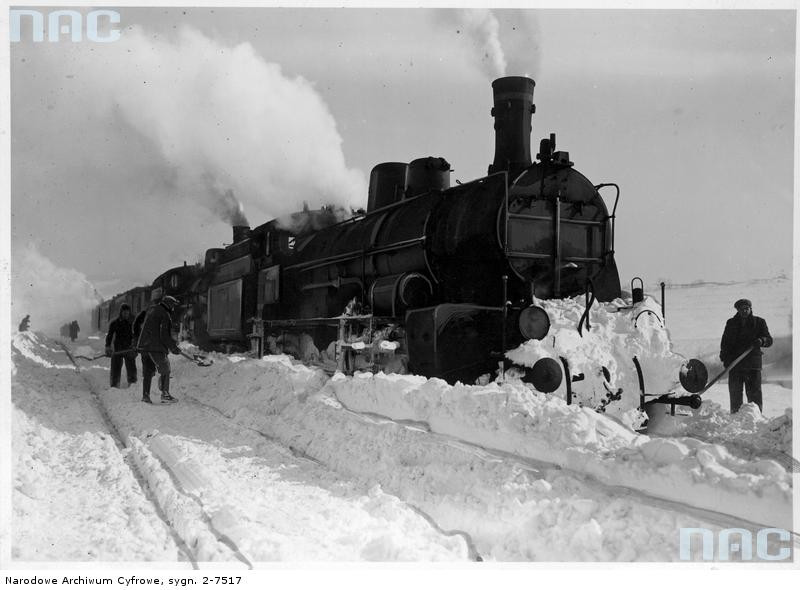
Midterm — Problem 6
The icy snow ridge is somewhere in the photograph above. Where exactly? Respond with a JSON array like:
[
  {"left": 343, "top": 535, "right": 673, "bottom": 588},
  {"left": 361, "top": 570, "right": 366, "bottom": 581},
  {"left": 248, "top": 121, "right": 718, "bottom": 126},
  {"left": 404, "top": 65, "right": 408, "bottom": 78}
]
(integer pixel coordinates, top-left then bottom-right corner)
[{"left": 330, "top": 371, "right": 791, "bottom": 529}]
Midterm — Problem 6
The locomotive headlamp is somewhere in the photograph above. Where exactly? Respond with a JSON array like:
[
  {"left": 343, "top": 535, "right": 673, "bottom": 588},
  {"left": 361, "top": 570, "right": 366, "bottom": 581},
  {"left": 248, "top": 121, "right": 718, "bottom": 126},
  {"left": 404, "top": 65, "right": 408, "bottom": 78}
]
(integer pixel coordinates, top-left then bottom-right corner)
[
  {"left": 530, "top": 357, "right": 563, "bottom": 393},
  {"left": 678, "top": 359, "right": 708, "bottom": 394},
  {"left": 518, "top": 305, "right": 550, "bottom": 340}
]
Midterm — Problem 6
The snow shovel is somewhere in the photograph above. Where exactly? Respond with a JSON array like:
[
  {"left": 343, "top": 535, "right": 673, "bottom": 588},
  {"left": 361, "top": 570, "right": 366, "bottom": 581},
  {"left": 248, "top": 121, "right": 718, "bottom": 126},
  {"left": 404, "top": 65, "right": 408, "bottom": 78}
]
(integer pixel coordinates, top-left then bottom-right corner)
[
  {"left": 179, "top": 350, "right": 213, "bottom": 367},
  {"left": 73, "top": 348, "right": 135, "bottom": 361},
  {"left": 698, "top": 345, "right": 756, "bottom": 396}
]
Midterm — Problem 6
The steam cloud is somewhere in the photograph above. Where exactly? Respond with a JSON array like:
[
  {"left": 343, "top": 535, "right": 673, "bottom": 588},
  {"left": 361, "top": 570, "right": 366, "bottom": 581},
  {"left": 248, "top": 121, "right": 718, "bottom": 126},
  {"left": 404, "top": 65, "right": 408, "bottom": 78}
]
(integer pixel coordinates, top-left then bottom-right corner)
[
  {"left": 456, "top": 9, "right": 507, "bottom": 78},
  {"left": 11, "top": 244, "right": 102, "bottom": 334},
  {"left": 84, "top": 26, "right": 366, "bottom": 225}
]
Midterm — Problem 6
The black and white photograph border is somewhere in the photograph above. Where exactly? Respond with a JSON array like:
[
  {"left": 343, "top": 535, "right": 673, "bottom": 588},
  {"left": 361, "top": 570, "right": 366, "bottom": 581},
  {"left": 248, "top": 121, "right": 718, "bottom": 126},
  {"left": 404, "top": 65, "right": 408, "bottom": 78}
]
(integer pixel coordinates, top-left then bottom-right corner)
[{"left": 1, "top": 0, "right": 799, "bottom": 585}]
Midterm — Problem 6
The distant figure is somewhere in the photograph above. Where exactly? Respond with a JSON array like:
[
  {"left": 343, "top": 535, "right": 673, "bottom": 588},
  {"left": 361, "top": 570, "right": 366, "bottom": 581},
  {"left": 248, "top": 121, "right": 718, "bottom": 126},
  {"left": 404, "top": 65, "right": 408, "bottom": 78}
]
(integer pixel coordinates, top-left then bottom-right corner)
[
  {"left": 136, "top": 295, "right": 181, "bottom": 404},
  {"left": 18, "top": 315, "right": 30, "bottom": 332},
  {"left": 105, "top": 303, "right": 137, "bottom": 388},
  {"left": 69, "top": 320, "right": 80, "bottom": 342},
  {"left": 720, "top": 299, "right": 773, "bottom": 413}
]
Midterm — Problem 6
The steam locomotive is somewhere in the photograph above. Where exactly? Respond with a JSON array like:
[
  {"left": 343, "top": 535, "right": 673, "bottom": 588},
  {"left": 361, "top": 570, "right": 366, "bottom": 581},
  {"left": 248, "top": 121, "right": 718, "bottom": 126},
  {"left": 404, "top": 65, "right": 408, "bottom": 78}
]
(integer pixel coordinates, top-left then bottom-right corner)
[{"left": 93, "top": 76, "right": 706, "bottom": 403}]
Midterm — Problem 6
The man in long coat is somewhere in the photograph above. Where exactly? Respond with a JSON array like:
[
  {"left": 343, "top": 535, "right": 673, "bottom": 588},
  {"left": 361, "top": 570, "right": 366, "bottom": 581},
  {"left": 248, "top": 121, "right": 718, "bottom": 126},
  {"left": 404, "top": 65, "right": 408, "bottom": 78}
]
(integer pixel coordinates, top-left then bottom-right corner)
[
  {"left": 136, "top": 295, "right": 181, "bottom": 404},
  {"left": 720, "top": 298, "right": 772, "bottom": 413}
]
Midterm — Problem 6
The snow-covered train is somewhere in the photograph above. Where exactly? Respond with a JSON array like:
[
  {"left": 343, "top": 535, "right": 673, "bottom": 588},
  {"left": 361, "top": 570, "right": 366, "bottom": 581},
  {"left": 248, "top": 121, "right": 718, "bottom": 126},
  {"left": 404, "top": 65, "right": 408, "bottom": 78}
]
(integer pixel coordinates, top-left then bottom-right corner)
[{"left": 93, "top": 76, "right": 707, "bottom": 413}]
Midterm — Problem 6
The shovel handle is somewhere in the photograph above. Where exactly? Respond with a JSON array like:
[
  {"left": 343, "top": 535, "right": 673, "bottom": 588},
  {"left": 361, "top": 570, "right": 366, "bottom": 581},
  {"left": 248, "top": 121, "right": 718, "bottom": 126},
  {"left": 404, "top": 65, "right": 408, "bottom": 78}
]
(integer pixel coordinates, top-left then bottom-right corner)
[
  {"left": 700, "top": 345, "right": 755, "bottom": 395},
  {"left": 179, "top": 350, "right": 211, "bottom": 366},
  {"left": 72, "top": 348, "right": 135, "bottom": 361}
]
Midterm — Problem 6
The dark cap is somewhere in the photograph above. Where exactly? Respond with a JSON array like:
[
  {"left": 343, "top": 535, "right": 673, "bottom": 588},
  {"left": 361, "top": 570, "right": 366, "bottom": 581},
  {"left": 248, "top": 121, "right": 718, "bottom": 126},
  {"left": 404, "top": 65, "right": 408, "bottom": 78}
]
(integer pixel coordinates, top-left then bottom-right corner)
[
  {"left": 120, "top": 303, "right": 131, "bottom": 311},
  {"left": 734, "top": 298, "right": 752, "bottom": 310}
]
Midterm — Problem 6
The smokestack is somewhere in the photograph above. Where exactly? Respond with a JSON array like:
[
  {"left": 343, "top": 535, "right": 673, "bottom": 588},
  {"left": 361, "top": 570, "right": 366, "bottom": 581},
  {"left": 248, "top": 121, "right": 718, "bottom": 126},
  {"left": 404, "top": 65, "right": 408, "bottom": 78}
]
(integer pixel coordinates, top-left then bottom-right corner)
[
  {"left": 488, "top": 76, "right": 535, "bottom": 179},
  {"left": 232, "top": 225, "right": 250, "bottom": 244}
]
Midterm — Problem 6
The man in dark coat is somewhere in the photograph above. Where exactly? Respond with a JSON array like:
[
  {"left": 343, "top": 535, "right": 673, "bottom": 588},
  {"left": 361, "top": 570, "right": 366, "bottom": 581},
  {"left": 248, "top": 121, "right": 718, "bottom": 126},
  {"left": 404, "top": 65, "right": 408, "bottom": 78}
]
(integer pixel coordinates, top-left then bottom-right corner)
[
  {"left": 69, "top": 320, "right": 80, "bottom": 342},
  {"left": 105, "top": 303, "right": 137, "bottom": 388},
  {"left": 719, "top": 298, "right": 772, "bottom": 413},
  {"left": 136, "top": 295, "right": 181, "bottom": 404}
]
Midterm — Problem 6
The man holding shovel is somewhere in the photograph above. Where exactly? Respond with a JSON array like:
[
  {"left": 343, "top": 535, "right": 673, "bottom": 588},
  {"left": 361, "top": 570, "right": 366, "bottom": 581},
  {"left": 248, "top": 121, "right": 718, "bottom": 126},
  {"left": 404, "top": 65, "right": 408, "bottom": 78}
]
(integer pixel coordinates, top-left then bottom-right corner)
[
  {"left": 720, "top": 298, "right": 772, "bottom": 413},
  {"left": 136, "top": 295, "right": 181, "bottom": 404},
  {"left": 105, "top": 303, "right": 137, "bottom": 388}
]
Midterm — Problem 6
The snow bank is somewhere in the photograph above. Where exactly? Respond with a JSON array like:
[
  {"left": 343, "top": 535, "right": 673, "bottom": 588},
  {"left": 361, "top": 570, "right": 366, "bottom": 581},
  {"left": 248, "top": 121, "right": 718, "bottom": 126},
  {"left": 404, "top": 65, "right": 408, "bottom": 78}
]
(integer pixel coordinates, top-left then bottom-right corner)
[
  {"left": 11, "top": 331, "right": 75, "bottom": 369},
  {"left": 329, "top": 371, "right": 792, "bottom": 530},
  {"left": 159, "top": 353, "right": 792, "bottom": 559},
  {"left": 507, "top": 296, "right": 689, "bottom": 425},
  {"left": 649, "top": 400, "right": 793, "bottom": 459}
]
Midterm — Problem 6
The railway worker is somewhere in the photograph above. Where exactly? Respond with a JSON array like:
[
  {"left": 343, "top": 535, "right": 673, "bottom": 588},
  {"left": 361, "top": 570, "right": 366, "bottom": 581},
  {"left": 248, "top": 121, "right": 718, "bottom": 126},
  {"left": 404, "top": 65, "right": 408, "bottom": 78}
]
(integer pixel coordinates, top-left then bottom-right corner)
[
  {"left": 18, "top": 315, "right": 30, "bottom": 332},
  {"left": 136, "top": 295, "right": 181, "bottom": 404},
  {"left": 105, "top": 303, "right": 137, "bottom": 388},
  {"left": 69, "top": 320, "right": 80, "bottom": 342},
  {"left": 719, "top": 298, "right": 772, "bottom": 414}
]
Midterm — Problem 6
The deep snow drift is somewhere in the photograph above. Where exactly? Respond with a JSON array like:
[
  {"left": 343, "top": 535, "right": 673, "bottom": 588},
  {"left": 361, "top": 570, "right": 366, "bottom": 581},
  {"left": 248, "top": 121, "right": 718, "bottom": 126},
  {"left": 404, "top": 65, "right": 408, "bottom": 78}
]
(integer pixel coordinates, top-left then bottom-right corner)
[{"left": 506, "top": 295, "right": 686, "bottom": 428}]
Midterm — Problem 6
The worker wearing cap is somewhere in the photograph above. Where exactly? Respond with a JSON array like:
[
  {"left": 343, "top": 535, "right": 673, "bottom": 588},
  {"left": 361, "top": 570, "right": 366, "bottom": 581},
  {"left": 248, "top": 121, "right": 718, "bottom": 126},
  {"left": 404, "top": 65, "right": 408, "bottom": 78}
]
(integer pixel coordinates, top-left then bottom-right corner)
[
  {"left": 719, "top": 299, "right": 772, "bottom": 413},
  {"left": 136, "top": 295, "right": 181, "bottom": 404}
]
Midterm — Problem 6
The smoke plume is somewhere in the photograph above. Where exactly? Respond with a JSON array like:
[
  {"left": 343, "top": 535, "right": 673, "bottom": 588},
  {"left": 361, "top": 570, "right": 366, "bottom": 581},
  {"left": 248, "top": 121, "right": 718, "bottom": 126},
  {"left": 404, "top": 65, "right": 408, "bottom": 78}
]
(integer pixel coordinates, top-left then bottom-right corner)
[
  {"left": 274, "top": 203, "right": 354, "bottom": 235},
  {"left": 203, "top": 174, "right": 249, "bottom": 226},
  {"left": 11, "top": 244, "right": 102, "bottom": 334},
  {"left": 214, "top": 189, "right": 249, "bottom": 227},
  {"left": 82, "top": 26, "right": 367, "bottom": 225},
  {"left": 455, "top": 9, "right": 507, "bottom": 78}
]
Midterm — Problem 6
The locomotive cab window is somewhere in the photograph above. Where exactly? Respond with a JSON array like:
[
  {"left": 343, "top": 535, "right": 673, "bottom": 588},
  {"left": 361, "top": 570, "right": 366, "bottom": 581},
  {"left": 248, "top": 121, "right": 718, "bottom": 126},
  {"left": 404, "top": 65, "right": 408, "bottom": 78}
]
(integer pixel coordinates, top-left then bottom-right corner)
[{"left": 170, "top": 274, "right": 179, "bottom": 289}]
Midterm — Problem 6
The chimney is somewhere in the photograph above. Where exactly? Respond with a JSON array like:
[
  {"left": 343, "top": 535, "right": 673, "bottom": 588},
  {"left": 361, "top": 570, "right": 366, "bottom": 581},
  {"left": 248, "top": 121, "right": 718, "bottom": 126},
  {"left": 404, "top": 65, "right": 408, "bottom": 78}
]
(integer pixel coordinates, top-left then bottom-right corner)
[
  {"left": 232, "top": 225, "right": 250, "bottom": 244},
  {"left": 488, "top": 76, "right": 536, "bottom": 179}
]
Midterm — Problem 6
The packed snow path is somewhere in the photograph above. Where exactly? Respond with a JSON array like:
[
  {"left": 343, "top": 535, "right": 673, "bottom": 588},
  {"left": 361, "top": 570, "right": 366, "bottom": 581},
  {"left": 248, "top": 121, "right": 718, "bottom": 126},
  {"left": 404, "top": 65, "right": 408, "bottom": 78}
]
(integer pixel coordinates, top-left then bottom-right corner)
[
  {"left": 11, "top": 333, "right": 469, "bottom": 562},
  {"left": 11, "top": 335, "right": 183, "bottom": 561},
  {"left": 11, "top": 332, "right": 794, "bottom": 562}
]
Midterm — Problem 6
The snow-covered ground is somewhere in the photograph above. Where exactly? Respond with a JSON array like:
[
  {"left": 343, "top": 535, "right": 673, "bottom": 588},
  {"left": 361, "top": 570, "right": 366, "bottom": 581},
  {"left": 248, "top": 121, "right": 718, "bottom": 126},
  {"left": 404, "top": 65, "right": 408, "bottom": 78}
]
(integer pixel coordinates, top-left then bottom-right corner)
[
  {"left": 11, "top": 333, "right": 469, "bottom": 563},
  {"left": 11, "top": 334, "right": 181, "bottom": 561},
  {"left": 10, "top": 313, "right": 795, "bottom": 562}
]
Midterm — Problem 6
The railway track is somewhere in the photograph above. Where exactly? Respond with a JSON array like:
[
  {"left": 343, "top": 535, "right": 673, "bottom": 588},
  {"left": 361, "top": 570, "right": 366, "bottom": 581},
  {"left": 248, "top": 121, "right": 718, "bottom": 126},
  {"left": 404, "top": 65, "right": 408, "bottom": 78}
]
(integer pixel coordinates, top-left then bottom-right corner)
[{"left": 57, "top": 341, "right": 201, "bottom": 566}]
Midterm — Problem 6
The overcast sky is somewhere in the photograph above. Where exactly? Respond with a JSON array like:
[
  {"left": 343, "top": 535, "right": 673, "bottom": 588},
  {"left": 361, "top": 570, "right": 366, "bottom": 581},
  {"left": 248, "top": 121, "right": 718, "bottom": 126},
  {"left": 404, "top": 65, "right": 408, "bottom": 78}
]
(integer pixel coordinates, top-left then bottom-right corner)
[{"left": 9, "top": 7, "right": 795, "bottom": 329}]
